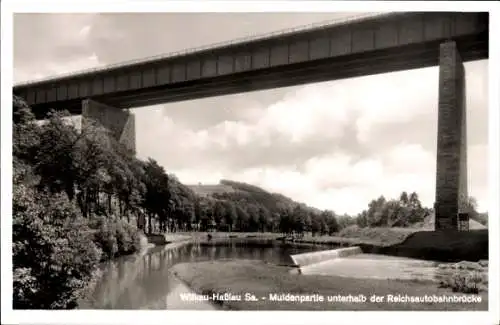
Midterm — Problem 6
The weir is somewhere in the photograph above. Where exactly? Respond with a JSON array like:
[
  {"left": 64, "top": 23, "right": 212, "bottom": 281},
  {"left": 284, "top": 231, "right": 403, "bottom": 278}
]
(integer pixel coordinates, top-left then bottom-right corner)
[{"left": 290, "top": 246, "right": 363, "bottom": 268}]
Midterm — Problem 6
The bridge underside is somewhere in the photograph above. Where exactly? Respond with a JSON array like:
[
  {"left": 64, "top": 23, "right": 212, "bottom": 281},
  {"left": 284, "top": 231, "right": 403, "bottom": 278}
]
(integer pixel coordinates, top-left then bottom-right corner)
[{"left": 27, "top": 33, "right": 487, "bottom": 119}]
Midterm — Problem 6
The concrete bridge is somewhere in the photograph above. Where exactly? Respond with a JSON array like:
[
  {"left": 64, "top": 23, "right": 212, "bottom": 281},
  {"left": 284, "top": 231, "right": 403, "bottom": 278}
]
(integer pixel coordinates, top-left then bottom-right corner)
[{"left": 13, "top": 12, "right": 489, "bottom": 231}]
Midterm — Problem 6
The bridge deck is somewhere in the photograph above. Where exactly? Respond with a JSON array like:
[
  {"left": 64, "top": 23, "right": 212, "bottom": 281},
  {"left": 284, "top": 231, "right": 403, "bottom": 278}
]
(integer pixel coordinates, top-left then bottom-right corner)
[{"left": 13, "top": 12, "right": 488, "bottom": 118}]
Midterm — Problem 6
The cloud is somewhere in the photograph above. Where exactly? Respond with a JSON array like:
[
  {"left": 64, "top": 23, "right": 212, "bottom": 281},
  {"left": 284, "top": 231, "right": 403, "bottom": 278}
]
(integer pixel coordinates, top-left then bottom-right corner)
[{"left": 14, "top": 13, "right": 101, "bottom": 83}]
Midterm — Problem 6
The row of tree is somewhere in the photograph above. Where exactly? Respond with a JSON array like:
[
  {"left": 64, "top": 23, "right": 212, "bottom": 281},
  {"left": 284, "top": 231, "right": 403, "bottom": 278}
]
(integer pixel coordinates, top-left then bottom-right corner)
[
  {"left": 13, "top": 95, "right": 340, "bottom": 239},
  {"left": 355, "top": 192, "right": 430, "bottom": 228}
]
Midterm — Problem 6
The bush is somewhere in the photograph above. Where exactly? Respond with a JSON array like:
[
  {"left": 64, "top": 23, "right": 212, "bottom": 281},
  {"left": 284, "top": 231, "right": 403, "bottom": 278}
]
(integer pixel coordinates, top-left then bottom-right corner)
[
  {"left": 437, "top": 261, "right": 488, "bottom": 294},
  {"left": 93, "top": 219, "right": 119, "bottom": 260},
  {"left": 115, "top": 219, "right": 142, "bottom": 255},
  {"left": 92, "top": 216, "right": 142, "bottom": 260},
  {"left": 13, "top": 185, "right": 102, "bottom": 309},
  {"left": 445, "top": 271, "right": 483, "bottom": 294}
]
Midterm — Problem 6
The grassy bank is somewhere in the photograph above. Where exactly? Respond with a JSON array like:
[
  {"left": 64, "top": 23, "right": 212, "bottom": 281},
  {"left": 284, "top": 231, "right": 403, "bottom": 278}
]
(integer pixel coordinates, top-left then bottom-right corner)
[
  {"left": 293, "top": 227, "right": 418, "bottom": 247},
  {"left": 171, "top": 260, "right": 487, "bottom": 311},
  {"left": 161, "top": 229, "right": 405, "bottom": 246},
  {"left": 294, "top": 227, "right": 488, "bottom": 262},
  {"left": 159, "top": 227, "right": 488, "bottom": 262},
  {"left": 369, "top": 229, "right": 489, "bottom": 262}
]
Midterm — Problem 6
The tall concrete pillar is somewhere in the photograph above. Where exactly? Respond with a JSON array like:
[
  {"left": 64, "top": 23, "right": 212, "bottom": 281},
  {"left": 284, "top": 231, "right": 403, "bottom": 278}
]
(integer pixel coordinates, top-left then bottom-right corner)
[
  {"left": 81, "top": 99, "right": 136, "bottom": 155},
  {"left": 434, "top": 41, "right": 468, "bottom": 231}
]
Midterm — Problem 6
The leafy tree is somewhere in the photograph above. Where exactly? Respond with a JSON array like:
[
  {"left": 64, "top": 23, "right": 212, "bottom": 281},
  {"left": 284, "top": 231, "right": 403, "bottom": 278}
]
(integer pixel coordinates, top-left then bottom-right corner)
[
  {"left": 13, "top": 184, "right": 101, "bottom": 309},
  {"left": 323, "top": 210, "right": 339, "bottom": 235}
]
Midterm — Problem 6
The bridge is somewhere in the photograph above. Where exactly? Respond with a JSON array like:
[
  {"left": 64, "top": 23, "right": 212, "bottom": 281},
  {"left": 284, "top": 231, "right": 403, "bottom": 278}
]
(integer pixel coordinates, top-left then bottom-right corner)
[{"left": 13, "top": 11, "right": 489, "bottom": 231}]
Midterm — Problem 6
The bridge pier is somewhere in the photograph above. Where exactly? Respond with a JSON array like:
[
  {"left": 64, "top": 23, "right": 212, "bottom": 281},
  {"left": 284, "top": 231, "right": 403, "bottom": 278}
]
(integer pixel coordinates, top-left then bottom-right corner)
[
  {"left": 434, "top": 41, "right": 468, "bottom": 231},
  {"left": 81, "top": 99, "right": 136, "bottom": 155}
]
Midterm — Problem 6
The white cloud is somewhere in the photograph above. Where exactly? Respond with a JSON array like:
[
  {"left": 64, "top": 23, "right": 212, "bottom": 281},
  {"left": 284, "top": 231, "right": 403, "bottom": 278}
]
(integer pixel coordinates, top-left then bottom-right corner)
[
  {"left": 14, "top": 13, "right": 99, "bottom": 83},
  {"left": 78, "top": 25, "right": 92, "bottom": 38},
  {"left": 166, "top": 144, "right": 435, "bottom": 215},
  {"left": 256, "top": 84, "right": 352, "bottom": 143}
]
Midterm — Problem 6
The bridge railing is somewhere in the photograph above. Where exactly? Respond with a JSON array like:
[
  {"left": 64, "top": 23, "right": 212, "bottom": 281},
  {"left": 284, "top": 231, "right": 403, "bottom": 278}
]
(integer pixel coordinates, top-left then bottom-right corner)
[{"left": 14, "top": 12, "right": 396, "bottom": 87}]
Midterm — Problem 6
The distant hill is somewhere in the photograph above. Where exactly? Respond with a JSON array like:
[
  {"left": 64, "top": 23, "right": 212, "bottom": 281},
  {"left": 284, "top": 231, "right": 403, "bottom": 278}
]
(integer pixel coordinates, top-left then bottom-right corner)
[
  {"left": 187, "top": 183, "right": 237, "bottom": 198},
  {"left": 187, "top": 179, "right": 312, "bottom": 214}
]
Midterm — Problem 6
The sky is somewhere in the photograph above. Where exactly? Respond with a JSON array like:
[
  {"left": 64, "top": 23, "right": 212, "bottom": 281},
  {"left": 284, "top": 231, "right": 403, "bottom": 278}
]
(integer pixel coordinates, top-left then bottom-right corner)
[{"left": 13, "top": 13, "right": 489, "bottom": 215}]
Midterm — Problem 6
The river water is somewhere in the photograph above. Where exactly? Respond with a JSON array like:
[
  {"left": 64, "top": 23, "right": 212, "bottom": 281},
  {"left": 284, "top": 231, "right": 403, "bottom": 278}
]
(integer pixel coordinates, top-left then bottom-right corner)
[{"left": 79, "top": 240, "right": 328, "bottom": 309}]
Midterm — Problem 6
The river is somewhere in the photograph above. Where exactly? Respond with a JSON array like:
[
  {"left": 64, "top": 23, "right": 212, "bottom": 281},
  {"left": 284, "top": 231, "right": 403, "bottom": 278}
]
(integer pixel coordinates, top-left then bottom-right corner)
[{"left": 79, "top": 240, "right": 329, "bottom": 309}]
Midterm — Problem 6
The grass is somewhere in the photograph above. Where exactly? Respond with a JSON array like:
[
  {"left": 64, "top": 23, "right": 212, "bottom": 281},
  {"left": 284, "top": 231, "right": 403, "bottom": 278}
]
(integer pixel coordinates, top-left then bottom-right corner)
[
  {"left": 160, "top": 227, "right": 488, "bottom": 262},
  {"left": 384, "top": 229, "right": 488, "bottom": 262},
  {"left": 436, "top": 261, "right": 489, "bottom": 294},
  {"left": 294, "top": 227, "right": 418, "bottom": 247},
  {"left": 290, "top": 228, "right": 488, "bottom": 262},
  {"left": 168, "top": 229, "right": 412, "bottom": 246},
  {"left": 170, "top": 259, "right": 487, "bottom": 311}
]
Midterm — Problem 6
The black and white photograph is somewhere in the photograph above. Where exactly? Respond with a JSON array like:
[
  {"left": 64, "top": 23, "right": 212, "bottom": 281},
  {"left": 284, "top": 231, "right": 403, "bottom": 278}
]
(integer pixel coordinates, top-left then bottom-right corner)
[{"left": 1, "top": 1, "right": 499, "bottom": 325}]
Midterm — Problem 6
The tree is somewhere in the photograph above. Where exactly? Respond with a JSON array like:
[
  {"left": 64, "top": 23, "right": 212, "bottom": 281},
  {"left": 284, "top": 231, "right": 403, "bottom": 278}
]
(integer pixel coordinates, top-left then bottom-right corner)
[
  {"left": 462, "top": 196, "right": 487, "bottom": 225},
  {"left": 322, "top": 210, "right": 339, "bottom": 235},
  {"left": 366, "top": 196, "right": 387, "bottom": 227},
  {"left": 399, "top": 191, "right": 409, "bottom": 207},
  {"left": 310, "top": 212, "right": 322, "bottom": 236},
  {"left": 213, "top": 201, "right": 226, "bottom": 229},
  {"left": 258, "top": 206, "right": 271, "bottom": 232},
  {"left": 246, "top": 204, "right": 260, "bottom": 232},
  {"left": 141, "top": 159, "right": 171, "bottom": 233},
  {"left": 223, "top": 201, "right": 237, "bottom": 232},
  {"left": 13, "top": 95, "right": 40, "bottom": 163},
  {"left": 278, "top": 208, "right": 293, "bottom": 235},
  {"left": 336, "top": 214, "right": 355, "bottom": 231},
  {"left": 12, "top": 184, "right": 101, "bottom": 309},
  {"left": 235, "top": 205, "right": 249, "bottom": 231}
]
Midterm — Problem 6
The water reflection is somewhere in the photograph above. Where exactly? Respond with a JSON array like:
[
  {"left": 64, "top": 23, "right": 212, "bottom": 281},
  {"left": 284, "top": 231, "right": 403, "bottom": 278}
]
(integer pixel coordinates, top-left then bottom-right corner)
[{"left": 80, "top": 241, "right": 326, "bottom": 309}]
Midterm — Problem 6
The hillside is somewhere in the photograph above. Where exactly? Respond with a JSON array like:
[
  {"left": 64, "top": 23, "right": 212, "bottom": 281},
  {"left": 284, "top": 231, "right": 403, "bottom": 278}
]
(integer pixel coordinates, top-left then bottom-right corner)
[
  {"left": 186, "top": 183, "right": 237, "bottom": 197},
  {"left": 187, "top": 179, "right": 305, "bottom": 213},
  {"left": 184, "top": 179, "right": 339, "bottom": 233}
]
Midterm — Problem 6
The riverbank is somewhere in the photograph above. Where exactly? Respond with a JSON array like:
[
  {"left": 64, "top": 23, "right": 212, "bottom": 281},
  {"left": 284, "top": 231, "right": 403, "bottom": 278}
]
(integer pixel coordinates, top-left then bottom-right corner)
[
  {"left": 170, "top": 259, "right": 488, "bottom": 311},
  {"left": 156, "top": 228, "right": 488, "bottom": 262},
  {"left": 158, "top": 229, "right": 404, "bottom": 246}
]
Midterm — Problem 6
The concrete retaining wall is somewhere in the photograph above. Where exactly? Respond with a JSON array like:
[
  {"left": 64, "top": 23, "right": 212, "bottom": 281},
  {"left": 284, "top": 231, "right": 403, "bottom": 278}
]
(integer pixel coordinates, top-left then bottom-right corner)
[{"left": 290, "top": 246, "right": 362, "bottom": 268}]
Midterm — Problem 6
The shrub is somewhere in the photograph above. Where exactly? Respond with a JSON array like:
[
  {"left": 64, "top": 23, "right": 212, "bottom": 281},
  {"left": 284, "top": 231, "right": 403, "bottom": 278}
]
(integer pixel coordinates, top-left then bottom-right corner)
[
  {"left": 438, "top": 261, "right": 487, "bottom": 294},
  {"left": 93, "top": 220, "right": 119, "bottom": 260},
  {"left": 115, "top": 219, "right": 142, "bottom": 255},
  {"left": 13, "top": 185, "right": 102, "bottom": 309},
  {"left": 92, "top": 216, "right": 142, "bottom": 259},
  {"left": 448, "top": 271, "right": 483, "bottom": 294}
]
